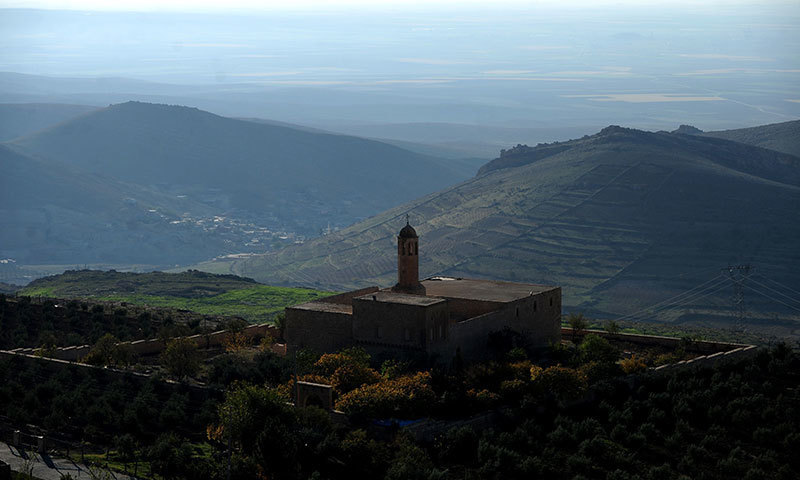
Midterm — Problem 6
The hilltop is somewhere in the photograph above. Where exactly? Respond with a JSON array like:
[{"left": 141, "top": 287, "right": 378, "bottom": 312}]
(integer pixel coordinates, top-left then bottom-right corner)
[
  {"left": 9, "top": 101, "right": 471, "bottom": 234},
  {"left": 20, "top": 269, "right": 332, "bottom": 322},
  {"left": 203, "top": 124, "right": 800, "bottom": 336}
]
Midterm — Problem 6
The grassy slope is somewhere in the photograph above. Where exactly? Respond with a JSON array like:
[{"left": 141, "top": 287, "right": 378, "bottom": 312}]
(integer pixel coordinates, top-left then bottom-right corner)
[
  {"left": 207, "top": 126, "right": 800, "bottom": 336},
  {"left": 20, "top": 270, "right": 333, "bottom": 322}
]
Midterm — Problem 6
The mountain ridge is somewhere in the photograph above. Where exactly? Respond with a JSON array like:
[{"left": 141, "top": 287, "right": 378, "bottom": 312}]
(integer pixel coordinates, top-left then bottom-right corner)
[
  {"left": 9, "top": 101, "right": 471, "bottom": 234},
  {"left": 198, "top": 123, "right": 800, "bottom": 337}
]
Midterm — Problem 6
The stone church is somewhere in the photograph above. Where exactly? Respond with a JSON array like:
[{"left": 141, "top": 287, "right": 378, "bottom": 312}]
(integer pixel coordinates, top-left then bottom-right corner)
[{"left": 285, "top": 221, "right": 562, "bottom": 361}]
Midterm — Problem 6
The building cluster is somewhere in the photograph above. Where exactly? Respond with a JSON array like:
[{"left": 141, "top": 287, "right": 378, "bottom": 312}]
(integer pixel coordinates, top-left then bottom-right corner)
[{"left": 286, "top": 222, "right": 561, "bottom": 362}]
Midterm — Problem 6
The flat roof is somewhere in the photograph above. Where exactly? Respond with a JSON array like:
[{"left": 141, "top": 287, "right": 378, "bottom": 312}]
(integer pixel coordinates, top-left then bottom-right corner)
[
  {"left": 421, "top": 277, "right": 558, "bottom": 303},
  {"left": 355, "top": 291, "right": 447, "bottom": 307},
  {"left": 287, "top": 301, "right": 353, "bottom": 315}
]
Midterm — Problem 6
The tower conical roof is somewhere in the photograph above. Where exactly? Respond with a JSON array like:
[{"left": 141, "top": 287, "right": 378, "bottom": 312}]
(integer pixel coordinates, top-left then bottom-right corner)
[{"left": 399, "top": 223, "right": 418, "bottom": 238}]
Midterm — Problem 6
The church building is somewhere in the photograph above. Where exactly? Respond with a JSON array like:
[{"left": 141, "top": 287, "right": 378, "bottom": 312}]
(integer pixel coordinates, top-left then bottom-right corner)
[{"left": 284, "top": 221, "right": 562, "bottom": 361}]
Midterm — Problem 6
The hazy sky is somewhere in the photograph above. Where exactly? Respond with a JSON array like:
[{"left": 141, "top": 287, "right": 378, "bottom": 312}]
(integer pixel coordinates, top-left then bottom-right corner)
[
  {"left": 3, "top": 0, "right": 793, "bottom": 11},
  {"left": 1, "top": 0, "right": 798, "bottom": 130}
]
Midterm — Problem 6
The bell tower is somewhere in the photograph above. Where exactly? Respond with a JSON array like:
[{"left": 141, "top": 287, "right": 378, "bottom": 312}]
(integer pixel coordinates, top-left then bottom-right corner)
[{"left": 392, "top": 216, "right": 426, "bottom": 295}]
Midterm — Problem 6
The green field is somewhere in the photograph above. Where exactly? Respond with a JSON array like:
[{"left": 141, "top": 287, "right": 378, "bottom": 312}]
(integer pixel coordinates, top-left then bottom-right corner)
[
  {"left": 19, "top": 270, "right": 334, "bottom": 322},
  {"left": 91, "top": 285, "right": 330, "bottom": 322}
]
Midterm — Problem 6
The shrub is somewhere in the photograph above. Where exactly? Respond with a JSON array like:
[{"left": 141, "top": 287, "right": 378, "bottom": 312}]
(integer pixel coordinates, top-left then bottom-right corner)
[
  {"left": 336, "top": 371, "right": 435, "bottom": 418},
  {"left": 578, "top": 334, "right": 618, "bottom": 364},
  {"left": 161, "top": 337, "right": 201, "bottom": 380},
  {"left": 620, "top": 355, "right": 648, "bottom": 374},
  {"left": 532, "top": 366, "right": 588, "bottom": 401}
]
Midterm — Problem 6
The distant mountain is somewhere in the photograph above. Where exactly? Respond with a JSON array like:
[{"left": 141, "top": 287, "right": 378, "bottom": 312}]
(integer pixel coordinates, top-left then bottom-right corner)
[
  {"left": 205, "top": 125, "right": 800, "bottom": 336},
  {"left": 10, "top": 101, "right": 471, "bottom": 233},
  {"left": 0, "top": 103, "right": 98, "bottom": 141},
  {"left": 699, "top": 119, "right": 800, "bottom": 158},
  {"left": 329, "top": 122, "right": 602, "bottom": 159},
  {"left": 0, "top": 282, "right": 19, "bottom": 294},
  {"left": 21, "top": 269, "right": 259, "bottom": 298},
  {"left": 0, "top": 144, "right": 228, "bottom": 265}
]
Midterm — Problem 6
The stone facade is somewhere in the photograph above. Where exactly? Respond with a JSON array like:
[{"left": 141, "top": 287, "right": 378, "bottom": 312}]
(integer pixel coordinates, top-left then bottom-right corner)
[{"left": 285, "top": 223, "right": 562, "bottom": 362}]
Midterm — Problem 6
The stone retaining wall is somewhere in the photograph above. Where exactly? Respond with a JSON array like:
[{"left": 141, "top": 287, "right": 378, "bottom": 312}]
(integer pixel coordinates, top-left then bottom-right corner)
[
  {"left": 562, "top": 328, "right": 750, "bottom": 354},
  {"left": 12, "top": 323, "right": 279, "bottom": 361}
]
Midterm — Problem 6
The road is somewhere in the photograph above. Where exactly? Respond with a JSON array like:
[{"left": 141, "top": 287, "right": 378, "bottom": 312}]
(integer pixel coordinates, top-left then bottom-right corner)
[{"left": 0, "top": 441, "right": 136, "bottom": 479}]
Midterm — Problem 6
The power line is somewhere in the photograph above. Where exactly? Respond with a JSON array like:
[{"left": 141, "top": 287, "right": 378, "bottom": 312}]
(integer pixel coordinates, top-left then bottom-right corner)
[
  {"left": 747, "top": 277, "right": 800, "bottom": 308},
  {"left": 613, "top": 274, "right": 727, "bottom": 322},
  {"left": 623, "top": 281, "right": 731, "bottom": 324},
  {"left": 743, "top": 284, "right": 800, "bottom": 314},
  {"left": 753, "top": 272, "right": 800, "bottom": 298}
]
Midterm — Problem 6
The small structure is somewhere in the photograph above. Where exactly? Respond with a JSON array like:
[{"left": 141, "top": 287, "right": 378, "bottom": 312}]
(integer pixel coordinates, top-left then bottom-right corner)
[
  {"left": 285, "top": 221, "right": 562, "bottom": 362},
  {"left": 295, "top": 381, "right": 334, "bottom": 410}
]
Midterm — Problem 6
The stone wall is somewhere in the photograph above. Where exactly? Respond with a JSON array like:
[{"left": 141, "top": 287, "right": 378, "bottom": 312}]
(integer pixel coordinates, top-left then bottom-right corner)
[
  {"left": 0, "top": 350, "right": 216, "bottom": 403},
  {"left": 352, "top": 297, "right": 449, "bottom": 350},
  {"left": 563, "top": 328, "right": 750, "bottom": 354},
  {"left": 13, "top": 323, "right": 278, "bottom": 361},
  {"left": 318, "top": 286, "right": 379, "bottom": 305},
  {"left": 285, "top": 309, "right": 353, "bottom": 354},
  {"left": 652, "top": 345, "right": 759, "bottom": 373},
  {"left": 442, "top": 298, "right": 503, "bottom": 322},
  {"left": 436, "top": 289, "right": 561, "bottom": 362}
]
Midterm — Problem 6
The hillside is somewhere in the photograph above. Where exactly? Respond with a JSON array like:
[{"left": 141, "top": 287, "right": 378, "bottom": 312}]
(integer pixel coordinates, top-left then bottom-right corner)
[
  {"left": 202, "top": 125, "right": 800, "bottom": 336},
  {"left": 699, "top": 119, "right": 800, "bottom": 158},
  {"left": 0, "top": 144, "right": 228, "bottom": 265},
  {"left": 9, "top": 101, "right": 471, "bottom": 234},
  {"left": 20, "top": 269, "right": 332, "bottom": 322},
  {"left": 0, "top": 103, "right": 98, "bottom": 141}
]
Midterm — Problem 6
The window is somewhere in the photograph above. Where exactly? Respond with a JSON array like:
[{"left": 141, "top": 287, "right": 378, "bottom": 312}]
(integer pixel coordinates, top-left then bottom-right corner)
[
  {"left": 404, "top": 328, "right": 411, "bottom": 341},
  {"left": 439, "top": 324, "right": 444, "bottom": 338},
  {"left": 550, "top": 297, "right": 553, "bottom": 307},
  {"left": 515, "top": 307, "right": 519, "bottom": 317},
  {"left": 376, "top": 326, "right": 382, "bottom": 339},
  {"left": 534, "top": 301, "right": 537, "bottom": 312},
  {"left": 430, "top": 328, "right": 434, "bottom": 341}
]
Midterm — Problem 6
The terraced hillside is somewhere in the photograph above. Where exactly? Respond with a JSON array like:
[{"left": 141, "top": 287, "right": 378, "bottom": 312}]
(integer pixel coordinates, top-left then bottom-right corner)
[{"left": 200, "top": 126, "right": 800, "bottom": 337}]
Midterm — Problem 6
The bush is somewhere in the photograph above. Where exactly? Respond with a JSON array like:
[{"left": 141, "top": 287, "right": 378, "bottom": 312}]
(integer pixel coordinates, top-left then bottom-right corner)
[
  {"left": 578, "top": 334, "right": 618, "bottom": 364},
  {"left": 532, "top": 366, "right": 588, "bottom": 401},
  {"left": 336, "top": 372, "right": 436, "bottom": 418},
  {"left": 161, "top": 337, "right": 201, "bottom": 380}
]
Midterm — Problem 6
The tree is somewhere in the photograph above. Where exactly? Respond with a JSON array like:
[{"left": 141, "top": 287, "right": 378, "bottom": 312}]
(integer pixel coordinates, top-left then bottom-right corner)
[
  {"left": 161, "top": 338, "right": 201, "bottom": 380},
  {"left": 567, "top": 313, "right": 588, "bottom": 342},
  {"left": 147, "top": 433, "right": 193, "bottom": 480},
  {"left": 578, "top": 334, "right": 618, "bottom": 364},
  {"left": 83, "top": 333, "right": 132, "bottom": 367},
  {"left": 604, "top": 320, "right": 621, "bottom": 335},
  {"left": 214, "top": 383, "right": 300, "bottom": 479}
]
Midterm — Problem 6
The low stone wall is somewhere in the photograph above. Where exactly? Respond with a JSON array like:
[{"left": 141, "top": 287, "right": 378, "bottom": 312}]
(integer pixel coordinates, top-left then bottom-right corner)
[
  {"left": 0, "top": 350, "right": 218, "bottom": 404},
  {"left": 562, "top": 328, "right": 750, "bottom": 354},
  {"left": 653, "top": 345, "right": 760, "bottom": 373},
  {"left": 21, "top": 323, "right": 278, "bottom": 361}
]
